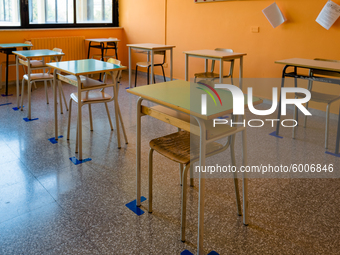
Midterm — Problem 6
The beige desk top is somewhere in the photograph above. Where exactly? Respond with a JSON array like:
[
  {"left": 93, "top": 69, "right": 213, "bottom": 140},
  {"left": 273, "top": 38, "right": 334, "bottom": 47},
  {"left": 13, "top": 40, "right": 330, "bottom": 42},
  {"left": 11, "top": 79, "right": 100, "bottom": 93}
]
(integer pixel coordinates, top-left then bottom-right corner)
[
  {"left": 127, "top": 80, "right": 262, "bottom": 120},
  {"left": 127, "top": 43, "right": 176, "bottom": 50},
  {"left": 184, "top": 50, "right": 247, "bottom": 60},
  {"left": 275, "top": 58, "right": 340, "bottom": 72},
  {"left": 85, "top": 38, "right": 120, "bottom": 43}
]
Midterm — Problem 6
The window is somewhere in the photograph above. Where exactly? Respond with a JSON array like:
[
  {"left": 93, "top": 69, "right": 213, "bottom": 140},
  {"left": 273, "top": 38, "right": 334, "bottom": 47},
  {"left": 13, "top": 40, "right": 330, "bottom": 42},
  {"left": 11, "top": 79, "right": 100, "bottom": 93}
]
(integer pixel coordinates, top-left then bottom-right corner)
[
  {"left": 0, "top": 0, "right": 20, "bottom": 26},
  {"left": 0, "top": 0, "right": 118, "bottom": 28}
]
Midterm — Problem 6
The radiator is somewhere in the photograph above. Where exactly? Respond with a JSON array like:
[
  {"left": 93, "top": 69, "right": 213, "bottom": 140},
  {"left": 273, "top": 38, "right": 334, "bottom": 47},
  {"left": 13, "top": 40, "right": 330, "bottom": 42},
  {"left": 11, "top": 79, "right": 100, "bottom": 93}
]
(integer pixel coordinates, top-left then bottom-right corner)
[{"left": 30, "top": 36, "right": 85, "bottom": 61}]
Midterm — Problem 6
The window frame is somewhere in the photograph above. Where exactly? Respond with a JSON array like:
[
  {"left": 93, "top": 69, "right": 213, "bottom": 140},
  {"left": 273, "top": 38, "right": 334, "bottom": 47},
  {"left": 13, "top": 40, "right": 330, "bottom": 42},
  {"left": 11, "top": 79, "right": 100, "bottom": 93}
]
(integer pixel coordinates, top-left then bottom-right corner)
[{"left": 0, "top": 0, "right": 118, "bottom": 29}]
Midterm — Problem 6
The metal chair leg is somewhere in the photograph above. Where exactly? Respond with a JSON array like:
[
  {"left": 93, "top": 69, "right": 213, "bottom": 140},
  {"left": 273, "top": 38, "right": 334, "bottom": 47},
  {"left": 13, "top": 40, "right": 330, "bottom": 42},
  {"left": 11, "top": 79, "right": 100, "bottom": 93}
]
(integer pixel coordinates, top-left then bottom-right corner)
[
  {"left": 117, "top": 103, "right": 128, "bottom": 144},
  {"left": 75, "top": 116, "right": 79, "bottom": 153},
  {"left": 67, "top": 99, "right": 72, "bottom": 140},
  {"left": 230, "top": 134, "right": 242, "bottom": 216},
  {"left": 325, "top": 104, "right": 330, "bottom": 149},
  {"left": 181, "top": 163, "right": 190, "bottom": 242},
  {"left": 161, "top": 65, "right": 166, "bottom": 82},
  {"left": 58, "top": 81, "right": 63, "bottom": 114},
  {"left": 148, "top": 148, "right": 154, "bottom": 213},
  {"left": 44, "top": 81, "right": 49, "bottom": 104},
  {"left": 189, "top": 164, "right": 194, "bottom": 187},
  {"left": 21, "top": 79, "right": 25, "bottom": 111},
  {"left": 147, "top": 66, "right": 150, "bottom": 85},
  {"left": 292, "top": 99, "right": 298, "bottom": 139},
  {"left": 179, "top": 163, "right": 184, "bottom": 185},
  {"left": 88, "top": 104, "right": 93, "bottom": 131},
  {"left": 134, "top": 65, "right": 138, "bottom": 87},
  {"left": 104, "top": 102, "right": 114, "bottom": 130},
  {"left": 304, "top": 102, "right": 309, "bottom": 128},
  {"left": 60, "top": 81, "right": 68, "bottom": 111}
]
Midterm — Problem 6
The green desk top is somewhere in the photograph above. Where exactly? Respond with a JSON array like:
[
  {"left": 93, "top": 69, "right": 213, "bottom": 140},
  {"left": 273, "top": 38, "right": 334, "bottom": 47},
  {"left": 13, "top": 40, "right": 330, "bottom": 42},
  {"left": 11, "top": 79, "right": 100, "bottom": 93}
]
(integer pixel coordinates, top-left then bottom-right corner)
[
  {"left": 0, "top": 43, "right": 33, "bottom": 49},
  {"left": 127, "top": 80, "right": 262, "bottom": 120},
  {"left": 13, "top": 49, "right": 64, "bottom": 58},
  {"left": 47, "top": 59, "right": 127, "bottom": 76}
]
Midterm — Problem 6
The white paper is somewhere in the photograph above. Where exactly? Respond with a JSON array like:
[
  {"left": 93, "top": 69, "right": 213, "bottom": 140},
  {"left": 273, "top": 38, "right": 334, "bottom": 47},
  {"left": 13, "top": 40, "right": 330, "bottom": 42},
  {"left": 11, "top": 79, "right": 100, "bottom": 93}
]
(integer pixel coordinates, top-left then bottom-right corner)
[
  {"left": 262, "top": 2, "right": 287, "bottom": 28},
  {"left": 316, "top": 0, "right": 340, "bottom": 30}
]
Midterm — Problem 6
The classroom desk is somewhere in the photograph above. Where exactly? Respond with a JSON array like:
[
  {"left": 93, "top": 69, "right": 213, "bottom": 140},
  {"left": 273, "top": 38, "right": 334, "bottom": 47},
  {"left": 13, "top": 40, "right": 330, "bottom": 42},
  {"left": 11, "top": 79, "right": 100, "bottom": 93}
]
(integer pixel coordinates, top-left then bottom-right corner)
[
  {"left": 85, "top": 38, "right": 120, "bottom": 60},
  {"left": 183, "top": 50, "right": 246, "bottom": 84},
  {"left": 127, "top": 80, "right": 262, "bottom": 255},
  {"left": 127, "top": 43, "right": 175, "bottom": 88},
  {"left": 13, "top": 49, "right": 65, "bottom": 117},
  {"left": 47, "top": 59, "right": 127, "bottom": 161},
  {"left": 275, "top": 58, "right": 340, "bottom": 154},
  {"left": 0, "top": 43, "right": 33, "bottom": 96}
]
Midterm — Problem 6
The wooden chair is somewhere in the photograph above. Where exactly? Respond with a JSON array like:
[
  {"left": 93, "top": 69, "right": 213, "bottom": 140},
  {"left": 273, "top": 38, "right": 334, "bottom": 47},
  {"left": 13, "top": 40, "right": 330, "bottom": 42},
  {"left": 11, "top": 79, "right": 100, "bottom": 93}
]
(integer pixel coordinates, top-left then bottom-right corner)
[
  {"left": 148, "top": 130, "right": 242, "bottom": 242},
  {"left": 67, "top": 58, "right": 128, "bottom": 151},
  {"left": 194, "top": 48, "right": 234, "bottom": 82},
  {"left": 293, "top": 58, "right": 340, "bottom": 149},
  {"left": 91, "top": 37, "right": 119, "bottom": 60},
  {"left": 134, "top": 50, "right": 166, "bottom": 86},
  {"left": 21, "top": 48, "right": 68, "bottom": 116}
]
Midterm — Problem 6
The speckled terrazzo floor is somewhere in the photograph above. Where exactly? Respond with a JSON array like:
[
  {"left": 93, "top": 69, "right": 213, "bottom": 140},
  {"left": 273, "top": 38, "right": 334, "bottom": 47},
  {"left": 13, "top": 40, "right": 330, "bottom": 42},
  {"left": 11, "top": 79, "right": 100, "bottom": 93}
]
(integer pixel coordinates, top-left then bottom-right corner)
[{"left": 0, "top": 72, "right": 339, "bottom": 255}]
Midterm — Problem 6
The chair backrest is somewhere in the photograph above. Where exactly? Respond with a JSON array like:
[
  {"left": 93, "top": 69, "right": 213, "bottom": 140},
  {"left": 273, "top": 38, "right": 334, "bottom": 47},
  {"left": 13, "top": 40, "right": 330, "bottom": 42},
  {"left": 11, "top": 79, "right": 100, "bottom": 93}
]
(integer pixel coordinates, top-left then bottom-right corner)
[
  {"left": 52, "top": 48, "right": 63, "bottom": 62},
  {"left": 211, "top": 48, "right": 234, "bottom": 73},
  {"left": 107, "top": 38, "right": 118, "bottom": 47},
  {"left": 23, "top": 41, "right": 33, "bottom": 50},
  {"left": 107, "top": 58, "right": 122, "bottom": 83},
  {"left": 312, "top": 58, "right": 340, "bottom": 78}
]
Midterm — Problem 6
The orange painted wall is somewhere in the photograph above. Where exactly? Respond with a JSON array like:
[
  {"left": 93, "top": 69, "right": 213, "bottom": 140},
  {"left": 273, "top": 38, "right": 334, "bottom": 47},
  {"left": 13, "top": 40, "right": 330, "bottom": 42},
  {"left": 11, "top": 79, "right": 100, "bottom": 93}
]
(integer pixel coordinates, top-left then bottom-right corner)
[
  {"left": 0, "top": 28, "right": 126, "bottom": 82},
  {"left": 120, "top": 0, "right": 340, "bottom": 113}
]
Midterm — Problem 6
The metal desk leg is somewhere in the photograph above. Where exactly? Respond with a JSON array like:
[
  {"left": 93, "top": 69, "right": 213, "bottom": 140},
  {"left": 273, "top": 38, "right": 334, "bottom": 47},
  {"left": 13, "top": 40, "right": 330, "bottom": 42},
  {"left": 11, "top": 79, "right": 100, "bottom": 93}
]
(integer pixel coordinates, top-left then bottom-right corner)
[
  {"left": 5, "top": 51, "right": 9, "bottom": 96},
  {"left": 16, "top": 55, "right": 19, "bottom": 108},
  {"left": 77, "top": 76, "right": 82, "bottom": 160},
  {"left": 136, "top": 97, "right": 143, "bottom": 206},
  {"left": 276, "top": 65, "right": 289, "bottom": 136},
  {"left": 170, "top": 48, "right": 173, "bottom": 81},
  {"left": 53, "top": 70, "right": 58, "bottom": 140},
  {"left": 87, "top": 42, "right": 92, "bottom": 59},
  {"left": 219, "top": 59, "right": 224, "bottom": 84},
  {"left": 150, "top": 50, "right": 154, "bottom": 85},
  {"left": 205, "top": 59, "right": 208, "bottom": 73},
  {"left": 128, "top": 47, "right": 132, "bottom": 88},
  {"left": 195, "top": 117, "right": 207, "bottom": 255},
  {"left": 239, "top": 56, "right": 243, "bottom": 90},
  {"left": 335, "top": 105, "right": 340, "bottom": 154},
  {"left": 185, "top": 54, "right": 189, "bottom": 81}
]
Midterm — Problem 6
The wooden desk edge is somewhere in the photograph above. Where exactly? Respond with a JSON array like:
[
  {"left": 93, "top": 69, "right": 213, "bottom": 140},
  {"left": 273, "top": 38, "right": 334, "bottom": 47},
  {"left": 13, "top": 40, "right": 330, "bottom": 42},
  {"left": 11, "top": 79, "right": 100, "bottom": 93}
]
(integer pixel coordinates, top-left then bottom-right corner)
[
  {"left": 184, "top": 52, "right": 247, "bottom": 59},
  {"left": 13, "top": 52, "right": 65, "bottom": 58},
  {"left": 46, "top": 64, "right": 127, "bottom": 76},
  {"left": 127, "top": 45, "right": 176, "bottom": 50}
]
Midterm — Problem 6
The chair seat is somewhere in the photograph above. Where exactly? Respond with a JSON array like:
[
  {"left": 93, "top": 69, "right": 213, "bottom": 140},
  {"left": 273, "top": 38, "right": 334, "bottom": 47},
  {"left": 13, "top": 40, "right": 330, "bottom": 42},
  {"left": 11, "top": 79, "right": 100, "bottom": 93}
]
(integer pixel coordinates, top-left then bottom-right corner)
[
  {"left": 194, "top": 72, "right": 220, "bottom": 79},
  {"left": 64, "top": 75, "right": 105, "bottom": 87},
  {"left": 92, "top": 54, "right": 116, "bottom": 59},
  {"left": 23, "top": 73, "right": 53, "bottom": 80},
  {"left": 70, "top": 91, "right": 112, "bottom": 103},
  {"left": 136, "top": 62, "right": 152, "bottom": 68},
  {"left": 150, "top": 131, "right": 223, "bottom": 165},
  {"left": 21, "top": 60, "right": 45, "bottom": 68},
  {"left": 296, "top": 91, "right": 340, "bottom": 104}
]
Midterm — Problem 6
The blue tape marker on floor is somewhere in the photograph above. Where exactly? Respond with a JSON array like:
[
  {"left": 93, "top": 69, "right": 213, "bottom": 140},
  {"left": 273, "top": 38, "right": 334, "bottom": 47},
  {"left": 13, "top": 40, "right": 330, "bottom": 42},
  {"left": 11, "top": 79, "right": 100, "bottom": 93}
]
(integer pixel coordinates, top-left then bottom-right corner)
[
  {"left": 217, "top": 115, "right": 229, "bottom": 119},
  {"left": 1, "top": 94, "right": 13, "bottom": 97},
  {"left": 48, "top": 136, "right": 63, "bottom": 144},
  {"left": 208, "top": 251, "right": 219, "bottom": 255},
  {"left": 269, "top": 131, "right": 283, "bottom": 139},
  {"left": 13, "top": 106, "right": 24, "bottom": 111},
  {"left": 181, "top": 250, "right": 193, "bottom": 255},
  {"left": 69, "top": 157, "right": 92, "bottom": 165},
  {"left": 23, "top": 117, "right": 39, "bottom": 122},
  {"left": 325, "top": 151, "right": 340, "bottom": 158},
  {"left": 125, "top": 196, "right": 147, "bottom": 216},
  {"left": 125, "top": 87, "right": 129, "bottom": 89},
  {"left": 0, "top": 102, "right": 12, "bottom": 106}
]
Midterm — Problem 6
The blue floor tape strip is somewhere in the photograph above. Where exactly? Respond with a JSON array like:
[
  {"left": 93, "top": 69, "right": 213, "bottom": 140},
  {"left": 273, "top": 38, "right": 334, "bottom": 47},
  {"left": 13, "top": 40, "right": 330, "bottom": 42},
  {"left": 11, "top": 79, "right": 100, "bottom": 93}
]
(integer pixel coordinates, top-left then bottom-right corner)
[
  {"left": 1, "top": 94, "right": 13, "bottom": 97},
  {"left": 13, "top": 106, "right": 24, "bottom": 111},
  {"left": 269, "top": 131, "right": 283, "bottom": 139},
  {"left": 217, "top": 115, "right": 229, "bottom": 119},
  {"left": 69, "top": 157, "right": 92, "bottom": 165},
  {"left": 23, "top": 117, "right": 39, "bottom": 122},
  {"left": 181, "top": 250, "right": 219, "bottom": 255},
  {"left": 125, "top": 196, "right": 147, "bottom": 216},
  {"left": 0, "top": 102, "right": 12, "bottom": 106},
  {"left": 325, "top": 151, "right": 340, "bottom": 158},
  {"left": 48, "top": 136, "right": 64, "bottom": 144}
]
